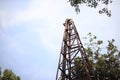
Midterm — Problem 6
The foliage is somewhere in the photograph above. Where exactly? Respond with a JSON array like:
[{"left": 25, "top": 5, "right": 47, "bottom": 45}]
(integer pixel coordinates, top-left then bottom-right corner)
[
  {"left": 68, "top": 0, "right": 112, "bottom": 17},
  {"left": 0, "top": 67, "right": 20, "bottom": 80},
  {"left": 73, "top": 32, "right": 120, "bottom": 80},
  {"left": 0, "top": 67, "right": 1, "bottom": 80}
]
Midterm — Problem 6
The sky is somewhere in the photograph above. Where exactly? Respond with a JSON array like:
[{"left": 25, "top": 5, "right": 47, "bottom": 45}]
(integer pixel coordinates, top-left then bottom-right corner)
[{"left": 0, "top": 0, "right": 120, "bottom": 80}]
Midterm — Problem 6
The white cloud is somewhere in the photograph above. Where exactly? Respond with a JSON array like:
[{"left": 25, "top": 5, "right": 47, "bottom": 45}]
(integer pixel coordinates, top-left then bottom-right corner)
[
  {"left": 35, "top": 23, "right": 64, "bottom": 53},
  {"left": 0, "top": 0, "right": 71, "bottom": 28},
  {"left": 0, "top": 0, "right": 68, "bottom": 54},
  {"left": 0, "top": 10, "right": 9, "bottom": 28}
]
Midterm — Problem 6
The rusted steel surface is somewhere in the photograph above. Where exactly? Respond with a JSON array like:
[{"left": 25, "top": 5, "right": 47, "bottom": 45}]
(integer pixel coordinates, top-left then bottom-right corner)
[{"left": 56, "top": 19, "right": 94, "bottom": 80}]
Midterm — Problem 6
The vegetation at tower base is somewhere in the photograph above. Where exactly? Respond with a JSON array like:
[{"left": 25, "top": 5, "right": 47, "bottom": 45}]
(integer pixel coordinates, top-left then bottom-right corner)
[
  {"left": 68, "top": 0, "right": 112, "bottom": 17},
  {"left": 73, "top": 32, "right": 120, "bottom": 80},
  {"left": 0, "top": 67, "right": 20, "bottom": 80}
]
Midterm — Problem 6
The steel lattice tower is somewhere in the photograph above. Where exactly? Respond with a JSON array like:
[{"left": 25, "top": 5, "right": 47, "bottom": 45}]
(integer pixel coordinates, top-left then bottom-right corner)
[{"left": 56, "top": 19, "right": 94, "bottom": 80}]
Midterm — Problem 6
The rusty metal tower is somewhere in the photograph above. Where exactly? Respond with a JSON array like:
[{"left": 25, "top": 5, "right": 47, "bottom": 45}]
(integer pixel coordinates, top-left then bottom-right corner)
[{"left": 56, "top": 19, "right": 94, "bottom": 80}]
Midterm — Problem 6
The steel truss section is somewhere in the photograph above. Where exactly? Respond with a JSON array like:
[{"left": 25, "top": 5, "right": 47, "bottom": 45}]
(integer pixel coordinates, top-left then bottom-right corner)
[{"left": 56, "top": 19, "right": 94, "bottom": 80}]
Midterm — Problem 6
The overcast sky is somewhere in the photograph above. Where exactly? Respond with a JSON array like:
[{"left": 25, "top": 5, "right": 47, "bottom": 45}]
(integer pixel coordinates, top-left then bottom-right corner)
[{"left": 0, "top": 0, "right": 120, "bottom": 80}]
